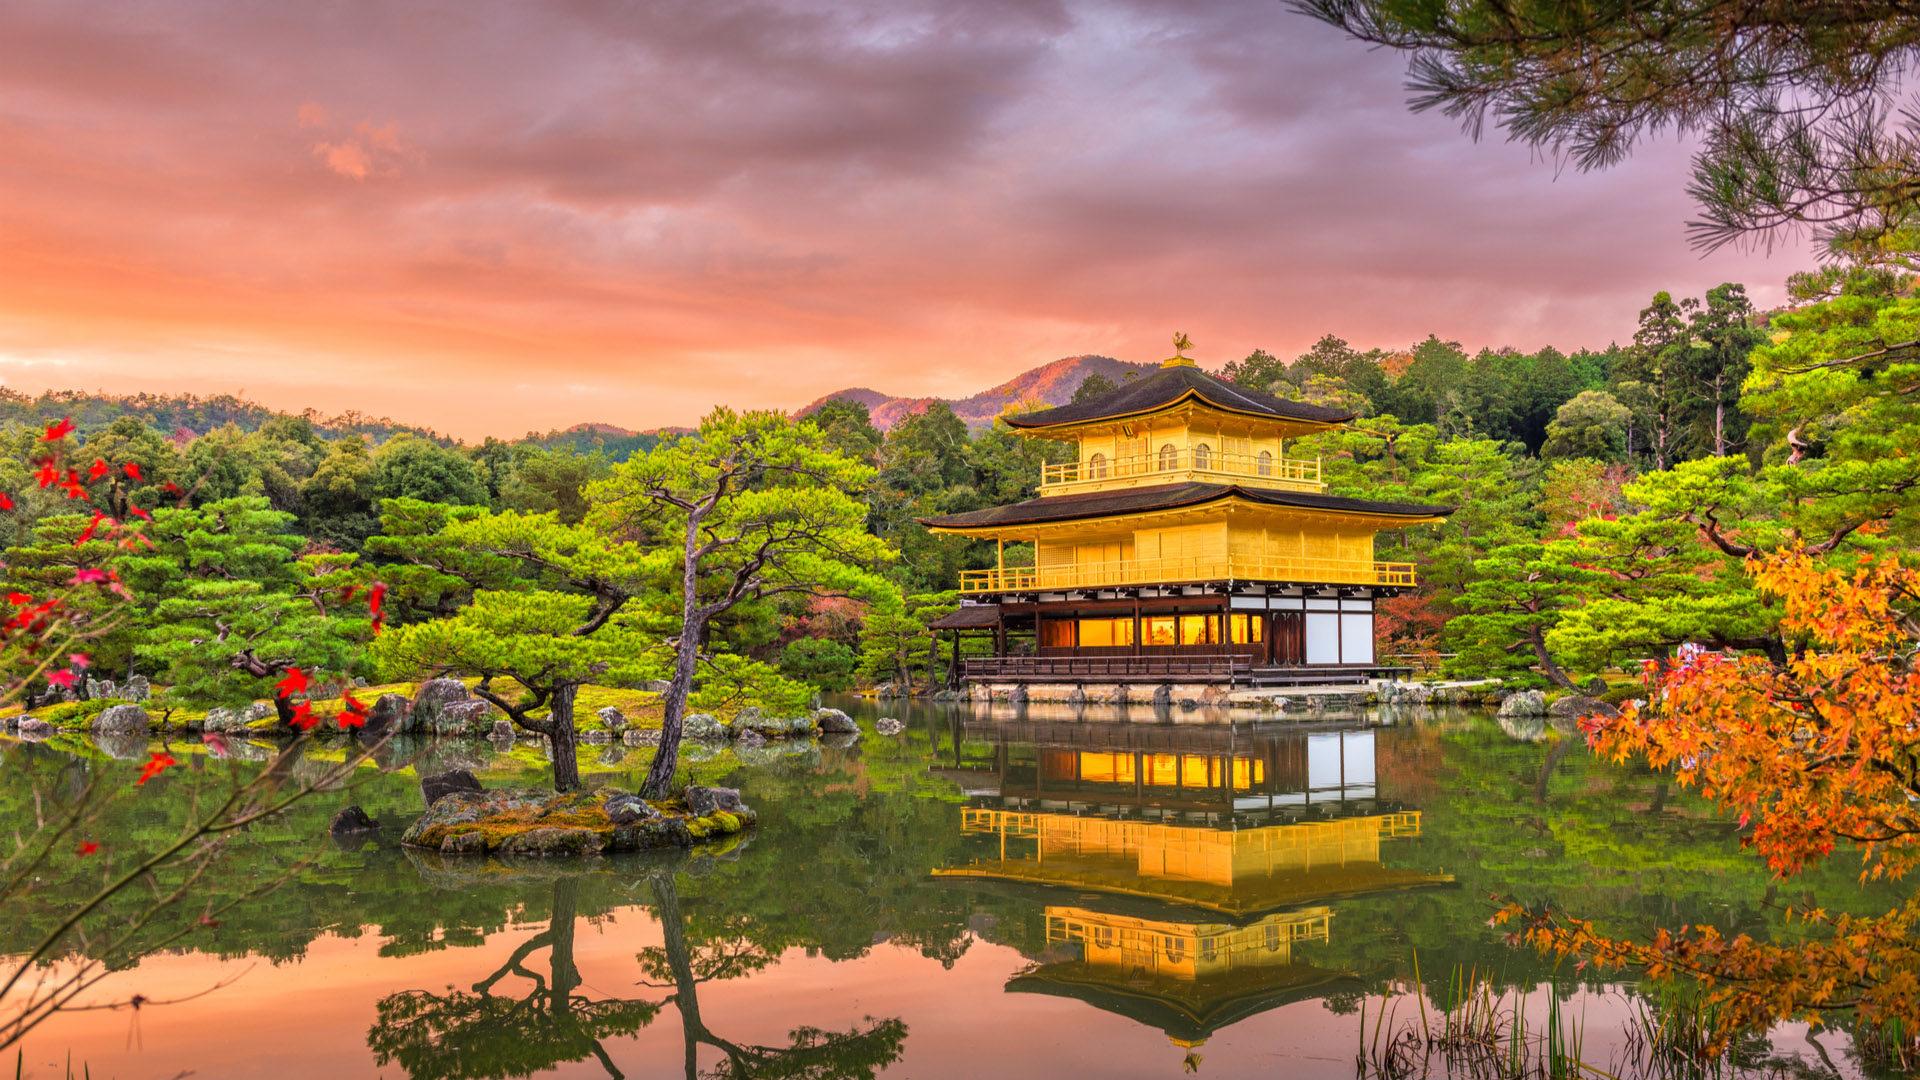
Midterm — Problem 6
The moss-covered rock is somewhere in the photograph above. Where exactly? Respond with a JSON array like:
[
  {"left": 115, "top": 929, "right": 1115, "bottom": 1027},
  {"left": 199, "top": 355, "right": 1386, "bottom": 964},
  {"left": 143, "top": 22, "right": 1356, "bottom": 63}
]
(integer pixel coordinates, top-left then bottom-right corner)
[{"left": 401, "top": 786, "right": 754, "bottom": 857}]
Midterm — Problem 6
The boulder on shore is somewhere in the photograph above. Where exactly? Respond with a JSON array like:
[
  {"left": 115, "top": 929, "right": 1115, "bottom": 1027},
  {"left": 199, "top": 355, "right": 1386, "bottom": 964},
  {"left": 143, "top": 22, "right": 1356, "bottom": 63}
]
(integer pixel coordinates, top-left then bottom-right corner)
[
  {"left": 874, "top": 717, "right": 905, "bottom": 736},
  {"left": 364, "top": 694, "right": 414, "bottom": 735},
  {"left": 1496, "top": 690, "right": 1548, "bottom": 719},
  {"left": 434, "top": 699, "right": 492, "bottom": 735},
  {"left": 1547, "top": 694, "right": 1619, "bottom": 722},
  {"left": 411, "top": 678, "right": 474, "bottom": 731},
  {"left": 401, "top": 786, "right": 754, "bottom": 856},
  {"left": 420, "top": 768, "right": 484, "bottom": 807},
  {"left": 90, "top": 704, "right": 150, "bottom": 735},
  {"left": 682, "top": 713, "right": 725, "bottom": 741},
  {"left": 16, "top": 718, "right": 53, "bottom": 740},
  {"left": 596, "top": 706, "right": 627, "bottom": 733}
]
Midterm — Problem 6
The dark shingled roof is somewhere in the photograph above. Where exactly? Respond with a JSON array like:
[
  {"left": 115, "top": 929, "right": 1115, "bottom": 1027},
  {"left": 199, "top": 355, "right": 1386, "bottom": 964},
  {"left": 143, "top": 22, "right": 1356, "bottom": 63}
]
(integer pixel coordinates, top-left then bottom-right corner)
[
  {"left": 1006, "top": 363, "right": 1353, "bottom": 429},
  {"left": 927, "top": 604, "right": 1001, "bottom": 630},
  {"left": 919, "top": 482, "right": 1451, "bottom": 530}
]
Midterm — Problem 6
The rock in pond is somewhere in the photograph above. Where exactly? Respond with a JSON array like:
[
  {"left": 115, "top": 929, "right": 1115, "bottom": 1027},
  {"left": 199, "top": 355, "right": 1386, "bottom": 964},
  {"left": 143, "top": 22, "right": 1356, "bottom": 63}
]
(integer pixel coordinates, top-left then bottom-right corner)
[
  {"left": 402, "top": 786, "right": 753, "bottom": 856},
  {"left": 622, "top": 728, "right": 661, "bottom": 747},
  {"left": 16, "top": 717, "right": 53, "bottom": 740},
  {"left": 90, "top": 704, "right": 150, "bottom": 734},
  {"left": 604, "top": 792, "right": 658, "bottom": 824},
  {"left": 1497, "top": 689, "right": 1548, "bottom": 718},
  {"left": 490, "top": 719, "right": 516, "bottom": 741},
  {"left": 329, "top": 804, "right": 379, "bottom": 836},
  {"left": 813, "top": 708, "right": 859, "bottom": 735},
  {"left": 874, "top": 717, "right": 905, "bottom": 736},
  {"left": 686, "top": 785, "right": 743, "bottom": 815},
  {"left": 420, "top": 768, "right": 484, "bottom": 807}
]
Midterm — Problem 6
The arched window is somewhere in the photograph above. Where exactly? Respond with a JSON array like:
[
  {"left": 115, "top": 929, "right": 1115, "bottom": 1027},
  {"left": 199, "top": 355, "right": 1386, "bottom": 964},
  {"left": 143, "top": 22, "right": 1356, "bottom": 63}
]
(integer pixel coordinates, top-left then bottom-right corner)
[
  {"left": 1193, "top": 443, "right": 1214, "bottom": 471},
  {"left": 1087, "top": 452, "right": 1108, "bottom": 479},
  {"left": 1257, "top": 450, "right": 1274, "bottom": 476},
  {"left": 1157, "top": 443, "right": 1178, "bottom": 471}
]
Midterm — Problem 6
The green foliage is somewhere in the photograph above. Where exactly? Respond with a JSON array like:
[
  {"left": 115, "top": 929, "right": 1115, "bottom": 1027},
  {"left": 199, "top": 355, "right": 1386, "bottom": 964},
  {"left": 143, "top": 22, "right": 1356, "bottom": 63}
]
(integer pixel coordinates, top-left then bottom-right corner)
[
  {"left": 1446, "top": 541, "right": 1603, "bottom": 688},
  {"left": 1542, "top": 391, "right": 1630, "bottom": 462},
  {"left": 372, "top": 434, "right": 489, "bottom": 507},
  {"left": 779, "top": 637, "right": 858, "bottom": 693},
  {"left": 123, "top": 497, "right": 371, "bottom": 709}
]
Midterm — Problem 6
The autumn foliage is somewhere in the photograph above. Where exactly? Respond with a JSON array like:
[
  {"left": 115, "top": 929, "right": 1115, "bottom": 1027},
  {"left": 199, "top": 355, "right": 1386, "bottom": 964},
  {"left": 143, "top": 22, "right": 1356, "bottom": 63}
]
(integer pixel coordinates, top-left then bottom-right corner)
[{"left": 1499, "top": 549, "right": 1920, "bottom": 1060}]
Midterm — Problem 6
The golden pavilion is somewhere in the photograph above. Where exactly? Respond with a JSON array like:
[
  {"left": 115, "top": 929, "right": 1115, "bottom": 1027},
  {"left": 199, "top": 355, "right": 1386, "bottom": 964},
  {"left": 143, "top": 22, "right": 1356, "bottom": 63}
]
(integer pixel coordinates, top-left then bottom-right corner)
[{"left": 920, "top": 343, "right": 1449, "bottom": 686}]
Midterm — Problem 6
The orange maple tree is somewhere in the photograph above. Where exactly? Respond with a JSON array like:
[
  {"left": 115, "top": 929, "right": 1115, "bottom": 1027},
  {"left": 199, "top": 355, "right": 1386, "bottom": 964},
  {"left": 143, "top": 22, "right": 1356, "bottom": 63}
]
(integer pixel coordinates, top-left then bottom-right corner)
[{"left": 1499, "top": 549, "right": 1919, "bottom": 1062}]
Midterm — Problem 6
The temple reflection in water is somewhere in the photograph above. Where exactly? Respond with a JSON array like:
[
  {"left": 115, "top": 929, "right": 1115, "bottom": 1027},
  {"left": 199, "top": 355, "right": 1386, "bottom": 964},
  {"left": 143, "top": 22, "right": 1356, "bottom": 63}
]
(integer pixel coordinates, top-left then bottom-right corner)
[{"left": 933, "top": 717, "right": 1450, "bottom": 1059}]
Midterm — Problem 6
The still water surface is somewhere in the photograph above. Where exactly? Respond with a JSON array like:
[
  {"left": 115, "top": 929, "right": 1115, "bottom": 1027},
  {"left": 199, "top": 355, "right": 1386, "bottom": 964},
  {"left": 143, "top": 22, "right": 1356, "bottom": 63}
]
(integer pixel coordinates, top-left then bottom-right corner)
[{"left": 3, "top": 698, "right": 1896, "bottom": 1078}]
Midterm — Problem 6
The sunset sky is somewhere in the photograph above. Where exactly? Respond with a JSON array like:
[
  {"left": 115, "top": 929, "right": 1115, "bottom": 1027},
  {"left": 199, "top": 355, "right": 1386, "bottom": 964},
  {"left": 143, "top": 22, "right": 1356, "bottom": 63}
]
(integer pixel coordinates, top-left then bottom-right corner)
[{"left": 2, "top": 0, "right": 1810, "bottom": 441}]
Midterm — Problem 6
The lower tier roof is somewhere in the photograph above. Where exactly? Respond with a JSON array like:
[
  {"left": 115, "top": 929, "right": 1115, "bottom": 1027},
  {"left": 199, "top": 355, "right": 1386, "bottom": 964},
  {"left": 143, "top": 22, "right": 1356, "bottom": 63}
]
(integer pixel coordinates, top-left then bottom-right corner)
[{"left": 919, "top": 481, "right": 1451, "bottom": 531}]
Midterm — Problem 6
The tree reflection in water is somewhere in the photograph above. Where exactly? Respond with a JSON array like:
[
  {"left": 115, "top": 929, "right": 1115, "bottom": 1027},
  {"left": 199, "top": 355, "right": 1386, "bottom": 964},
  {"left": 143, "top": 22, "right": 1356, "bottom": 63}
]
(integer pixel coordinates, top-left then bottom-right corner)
[
  {"left": 366, "top": 870, "right": 906, "bottom": 1080},
  {"left": 641, "top": 871, "right": 908, "bottom": 1080},
  {"left": 368, "top": 875, "right": 659, "bottom": 1079}
]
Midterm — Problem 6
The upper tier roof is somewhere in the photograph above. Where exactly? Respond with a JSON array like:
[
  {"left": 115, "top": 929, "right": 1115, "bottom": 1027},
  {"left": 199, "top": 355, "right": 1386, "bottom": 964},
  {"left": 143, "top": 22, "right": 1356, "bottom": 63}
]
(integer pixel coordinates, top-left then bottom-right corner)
[
  {"left": 1006, "top": 363, "right": 1353, "bottom": 430},
  {"left": 920, "top": 481, "right": 1451, "bottom": 530}
]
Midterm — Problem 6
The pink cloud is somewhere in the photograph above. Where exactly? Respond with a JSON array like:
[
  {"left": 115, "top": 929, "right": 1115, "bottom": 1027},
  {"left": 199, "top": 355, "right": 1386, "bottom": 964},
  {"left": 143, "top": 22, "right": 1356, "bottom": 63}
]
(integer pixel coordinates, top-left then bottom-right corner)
[
  {"left": 0, "top": 0, "right": 1812, "bottom": 440},
  {"left": 313, "top": 140, "right": 371, "bottom": 179}
]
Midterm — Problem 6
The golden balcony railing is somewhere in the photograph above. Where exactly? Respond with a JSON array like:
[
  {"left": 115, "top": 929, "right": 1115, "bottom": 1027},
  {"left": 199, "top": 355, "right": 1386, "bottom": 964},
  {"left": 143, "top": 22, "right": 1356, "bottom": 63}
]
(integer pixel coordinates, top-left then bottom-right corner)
[
  {"left": 1041, "top": 448, "right": 1322, "bottom": 494},
  {"left": 958, "top": 554, "right": 1417, "bottom": 594}
]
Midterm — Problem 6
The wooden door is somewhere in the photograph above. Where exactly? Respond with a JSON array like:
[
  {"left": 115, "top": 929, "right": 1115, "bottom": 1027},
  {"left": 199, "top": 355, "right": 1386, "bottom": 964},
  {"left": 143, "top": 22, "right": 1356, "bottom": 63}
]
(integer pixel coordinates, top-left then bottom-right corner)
[{"left": 1271, "top": 612, "right": 1304, "bottom": 666}]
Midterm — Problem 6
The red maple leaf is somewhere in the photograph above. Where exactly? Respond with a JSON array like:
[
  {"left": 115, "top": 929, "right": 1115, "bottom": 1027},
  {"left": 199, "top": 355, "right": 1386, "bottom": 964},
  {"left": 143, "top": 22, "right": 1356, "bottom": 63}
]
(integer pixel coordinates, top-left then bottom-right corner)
[
  {"left": 0, "top": 492, "right": 13, "bottom": 511},
  {"left": 34, "top": 461, "right": 58, "bottom": 489},
  {"left": 123, "top": 462, "right": 144, "bottom": 482},
  {"left": 59, "top": 472, "right": 87, "bottom": 500},
  {"left": 368, "top": 581, "right": 388, "bottom": 635},
  {"left": 69, "top": 652, "right": 90, "bottom": 669},
  {"left": 337, "top": 689, "right": 370, "bottom": 729},
  {"left": 6, "top": 592, "right": 30, "bottom": 606},
  {"left": 41, "top": 418, "right": 73, "bottom": 442},
  {"left": 274, "top": 666, "right": 310, "bottom": 698},
  {"left": 135, "top": 752, "right": 178, "bottom": 786},
  {"left": 73, "top": 511, "right": 109, "bottom": 546},
  {"left": 46, "top": 670, "right": 76, "bottom": 689},
  {"left": 70, "top": 568, "right": 109, "bottom": 585},
  {"left": 87, "top": 459, "right": 108, "bottom": 481},
  {"left": 129, "top": 504, "right": 151, "bottom": 521},
  {"left": 76, "top": 840, "right": 99, "bottom": 857},
  {"left": 288, "top": 700, "right": 318, "bottom": 731}
]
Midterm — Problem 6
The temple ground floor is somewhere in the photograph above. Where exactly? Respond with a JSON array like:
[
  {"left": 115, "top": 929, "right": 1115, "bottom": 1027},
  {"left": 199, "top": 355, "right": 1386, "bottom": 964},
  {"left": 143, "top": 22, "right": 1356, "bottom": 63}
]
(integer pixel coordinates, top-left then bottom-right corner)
[{"left": 928, "top": 582, "right": 1407, "bottom": 687}]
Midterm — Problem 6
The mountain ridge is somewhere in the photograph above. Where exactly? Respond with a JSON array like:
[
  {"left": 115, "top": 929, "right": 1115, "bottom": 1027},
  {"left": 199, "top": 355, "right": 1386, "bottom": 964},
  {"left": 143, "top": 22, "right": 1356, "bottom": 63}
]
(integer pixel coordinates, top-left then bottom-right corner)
[{"left": 800, "top": 354, "right": 1156, "bottom": 430}]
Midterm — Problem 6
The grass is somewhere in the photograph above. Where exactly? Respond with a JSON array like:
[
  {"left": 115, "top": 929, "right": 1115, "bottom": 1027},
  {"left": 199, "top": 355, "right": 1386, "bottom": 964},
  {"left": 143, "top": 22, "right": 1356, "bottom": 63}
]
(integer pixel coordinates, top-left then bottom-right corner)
[{"left": 1355, "top": 955, "right": 1870, "bottom": 1080}]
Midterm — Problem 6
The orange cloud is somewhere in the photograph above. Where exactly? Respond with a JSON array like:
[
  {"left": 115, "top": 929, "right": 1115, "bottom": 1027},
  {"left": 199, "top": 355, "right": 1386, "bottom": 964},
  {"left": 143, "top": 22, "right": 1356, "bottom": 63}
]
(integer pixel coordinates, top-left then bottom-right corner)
[
  {"left": 313, "top": 140, "right": 371, "bottom": 179},
  {"left": 295, "top": 101, "right": 330, "bottom": 128}
]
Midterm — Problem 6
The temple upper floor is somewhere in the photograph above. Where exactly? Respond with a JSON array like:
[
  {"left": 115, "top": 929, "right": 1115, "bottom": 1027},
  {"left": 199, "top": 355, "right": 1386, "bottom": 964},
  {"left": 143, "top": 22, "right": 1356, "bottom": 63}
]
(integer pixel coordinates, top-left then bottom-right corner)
[{"left": 1004, "top": 359, "right": 1351, "bottom": 498}]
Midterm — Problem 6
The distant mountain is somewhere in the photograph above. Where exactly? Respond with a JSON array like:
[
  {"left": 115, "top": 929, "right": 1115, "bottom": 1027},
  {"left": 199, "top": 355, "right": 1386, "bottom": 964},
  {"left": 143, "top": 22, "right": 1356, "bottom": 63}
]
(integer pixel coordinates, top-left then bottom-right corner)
[
  {"left": 0, "top": 388, "right": 445, "bottom": 443},
  {"left": 801, "top": 355, "right": 1155, "bottom": 430},
  {"left": 518, "top": 421, "right": 685, "bottom": 461}
]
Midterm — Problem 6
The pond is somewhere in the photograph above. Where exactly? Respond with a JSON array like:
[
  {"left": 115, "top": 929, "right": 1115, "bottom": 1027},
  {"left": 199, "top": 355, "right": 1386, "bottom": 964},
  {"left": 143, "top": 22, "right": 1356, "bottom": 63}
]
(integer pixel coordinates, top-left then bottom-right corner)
[{"left": 2, "top": 697, "right": 1898, "bottom": 1078}]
